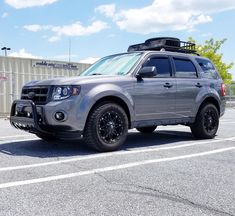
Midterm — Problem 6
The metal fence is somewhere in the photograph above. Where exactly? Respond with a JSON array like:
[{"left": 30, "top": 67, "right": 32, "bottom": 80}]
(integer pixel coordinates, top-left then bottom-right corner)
[
  {"left": 0, "top": 56, "right": 90, "bottom": 116},
  {"left": 226, "top": 84, "right": 235, "bottom": 108}
]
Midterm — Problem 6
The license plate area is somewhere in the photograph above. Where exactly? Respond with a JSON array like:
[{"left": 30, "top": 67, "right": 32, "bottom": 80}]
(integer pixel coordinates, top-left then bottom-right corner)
[
  {"left": 15, "top": 104, "right": 33, "bottom": 117},
  {"left": 14, "top": 103, "right": 44, "bottom": 123}
]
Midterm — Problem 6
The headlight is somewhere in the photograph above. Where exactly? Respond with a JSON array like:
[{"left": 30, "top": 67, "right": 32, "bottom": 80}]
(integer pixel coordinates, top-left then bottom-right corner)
[{"left": 52, "top": 86, "right": 81, "bottom": 101}]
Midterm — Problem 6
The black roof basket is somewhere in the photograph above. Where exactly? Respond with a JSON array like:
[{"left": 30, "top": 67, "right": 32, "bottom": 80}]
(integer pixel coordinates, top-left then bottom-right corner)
[{"left": 128, "top": 37, "right": 196, "bottom": 54}]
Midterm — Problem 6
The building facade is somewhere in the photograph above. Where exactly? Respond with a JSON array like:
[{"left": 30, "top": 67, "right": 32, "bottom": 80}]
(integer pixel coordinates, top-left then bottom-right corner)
[{"left": 0, "top": 56, "right": 90, "bottom": 115}]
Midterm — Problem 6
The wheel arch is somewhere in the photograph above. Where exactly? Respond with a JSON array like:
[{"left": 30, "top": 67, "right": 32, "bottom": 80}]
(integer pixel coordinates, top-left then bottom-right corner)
[
  {"left": 86, "top": 96, "right": 132, "bottom": 129},
  {"left": 197, "top": 96, "right": 220, "bottom": 116}
]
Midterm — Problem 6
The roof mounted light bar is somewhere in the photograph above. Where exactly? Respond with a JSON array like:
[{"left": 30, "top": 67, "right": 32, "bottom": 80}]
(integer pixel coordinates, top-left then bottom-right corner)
[{"left": 128, "top": 37, "right": 197, "bottom": 54}]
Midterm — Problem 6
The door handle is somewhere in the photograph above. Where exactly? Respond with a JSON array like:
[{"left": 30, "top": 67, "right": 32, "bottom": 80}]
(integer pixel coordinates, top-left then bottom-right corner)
[
  {"left": 195, "top": 83, "right": 202, "bottom": 88},
  {"left": 164, "top": 83, "right": 173, "bottom": 88}
]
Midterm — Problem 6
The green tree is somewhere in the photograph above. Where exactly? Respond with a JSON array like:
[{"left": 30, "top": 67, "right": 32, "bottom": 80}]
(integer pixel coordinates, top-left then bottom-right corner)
[{"left": 188, "top": 37, "right": 234, "bottom": 84}]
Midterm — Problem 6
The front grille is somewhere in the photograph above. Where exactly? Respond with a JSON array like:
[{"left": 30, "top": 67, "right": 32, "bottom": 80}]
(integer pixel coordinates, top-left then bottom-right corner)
[{"left": 21, "top": 86, "right": 50, "bottom": 104}]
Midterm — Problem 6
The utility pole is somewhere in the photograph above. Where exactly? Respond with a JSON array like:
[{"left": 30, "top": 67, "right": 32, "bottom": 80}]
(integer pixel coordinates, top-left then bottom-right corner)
[
  {"left": 1, "top": 47, "right": 11, "bottom": 56},
  {"left": 68, "top": 38, "right": 71, "bottom": 63},
  {"left": 68, "top": 38, "right": 72, "bottom": 76}
]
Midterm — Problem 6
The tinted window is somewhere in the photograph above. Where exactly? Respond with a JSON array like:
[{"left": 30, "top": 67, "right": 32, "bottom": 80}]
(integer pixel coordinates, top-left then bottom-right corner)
[
  {"left": 81, "top": 52, "right": 142, "bottom": 76},
  {"left": 173, "top": 58, "right": 197, "bottom": 78},
  {"left": 143, "top": 57, "right": 171, "bottom": 77},
  {"left": 196, "top": 58, "right": 218, "bottom": 79}
]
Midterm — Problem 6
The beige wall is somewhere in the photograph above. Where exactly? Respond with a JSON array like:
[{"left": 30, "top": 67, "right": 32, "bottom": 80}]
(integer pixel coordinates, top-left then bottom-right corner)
[{"left": 0, "top": 56, "right": 90, "bottom": 115}]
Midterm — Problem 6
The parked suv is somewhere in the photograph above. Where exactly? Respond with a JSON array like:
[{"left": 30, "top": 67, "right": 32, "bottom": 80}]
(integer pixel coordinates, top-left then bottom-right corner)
[{"left": 10, "top": 37, "right": 226, "bottom": 151}]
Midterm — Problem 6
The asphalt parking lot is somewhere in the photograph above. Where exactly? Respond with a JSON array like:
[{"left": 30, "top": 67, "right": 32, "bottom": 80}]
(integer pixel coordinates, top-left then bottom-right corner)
[{"left": 0, "top": 109, "right": 235, "bottom": 216}]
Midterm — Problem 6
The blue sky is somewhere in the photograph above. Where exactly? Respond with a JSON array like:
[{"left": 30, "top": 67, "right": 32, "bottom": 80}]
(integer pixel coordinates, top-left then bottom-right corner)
[{"left": 0, "top": 0, "right": 234, "bottom": 78}]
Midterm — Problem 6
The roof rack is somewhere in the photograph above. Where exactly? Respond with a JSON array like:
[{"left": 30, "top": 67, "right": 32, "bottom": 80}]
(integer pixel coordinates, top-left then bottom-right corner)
[{"left": 128, "top": 37, "right": 197, "bottom": 54}]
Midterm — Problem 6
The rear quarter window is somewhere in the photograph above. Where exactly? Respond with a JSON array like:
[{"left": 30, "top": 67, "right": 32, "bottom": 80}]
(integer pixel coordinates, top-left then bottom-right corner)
[{"left": 196, "top": 58, "right": 219, "bottom": 79}]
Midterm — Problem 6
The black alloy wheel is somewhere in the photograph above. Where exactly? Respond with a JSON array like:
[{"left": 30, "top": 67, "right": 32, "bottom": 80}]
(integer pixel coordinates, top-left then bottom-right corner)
[
  {"left": 190, "top": 103, "right": 219, "bottom": 139},
  {"left": 203, "top": 108, "right": 218, "bottom": 134},
  {"left": 84, "top": 103, "right": 128, "bottom": 152},
  {"left": 98, "top": 110, "right": 124, "bottom": 144}
]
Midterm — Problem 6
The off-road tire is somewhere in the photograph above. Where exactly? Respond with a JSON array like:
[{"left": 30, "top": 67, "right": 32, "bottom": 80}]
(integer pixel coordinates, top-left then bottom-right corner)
[
  {"left": 83, "top": 103, "right": 128, "bottom": 152},
  {"left": 136, "top": 126, "right": 157, "bottom": 133},
  {"left": 190, "top": 103, "right": 219, "bottom": 139}
]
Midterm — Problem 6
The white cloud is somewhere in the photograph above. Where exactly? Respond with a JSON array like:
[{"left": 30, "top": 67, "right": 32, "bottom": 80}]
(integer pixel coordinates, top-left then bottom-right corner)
[
  {"left": 52, "top": 21, "right": 108, "bottom": 36},
  {"left": 23, "top": 21, "right": 108, "bottom": 42},
  {"left": 79, "top": 57, "right": 100, "bottom": 64},
  {"left": 95, "top": 4, "right": 116, "bottom": 18},
  {"left": 1, "top": 12, "right": 9, "bottom": 18},
  {"left": 107, "top": 0, "right": 235, "bottom": 34},
  {"left": 23, "top": 24, "right": 52, "bottom": 32},
  {"left": 50, "top": 54, "right": 78, "bottom": 61},
  {"left": 48, "top": 36, "right": 60, "bottom": 42},
  {"left": 23, "top": 25, "right": 42, "bottom": 32},
  {"left": 5, "top": 0, "right": 58, "bottom": 9},
  {"left": 190, "top": 15, "right": 212, "bottom": 25},
  {"left": 201, "top": 32, "right": 213, "bottom": 38},
  {"left": 172, "top": 0, "right": 235, "bottom": 14},
  {"left": 9, "top": 49, "right": 42, "bottom": 59}
]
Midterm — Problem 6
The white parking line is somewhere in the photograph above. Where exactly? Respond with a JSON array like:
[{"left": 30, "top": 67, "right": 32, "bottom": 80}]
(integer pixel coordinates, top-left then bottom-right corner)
[
  {"left": 0, "top": 135, "right": 35, "bottom": 140},
  {"left": 0, "top": 136, "right": 235, "bottom": 172},
  {"left": 216, "top": 137, "right": 235, "bottom": 141},
  {"left": 0, "top": 146, "right": 234, "bottom": 189},
  {"left": 0, "top": 138, "right": 38, "bottom": 145}
]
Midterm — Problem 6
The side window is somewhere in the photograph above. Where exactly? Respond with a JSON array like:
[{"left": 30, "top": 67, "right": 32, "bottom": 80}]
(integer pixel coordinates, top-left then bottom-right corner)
[
  {"left": 143, "top": 57, "right": 171, "bottom": 77},
  {"left": 196, "top": 58, "right": 218, "bottom": 79},
  {"left": 173, "top": 58, "right": 197, "bottom": 78}
]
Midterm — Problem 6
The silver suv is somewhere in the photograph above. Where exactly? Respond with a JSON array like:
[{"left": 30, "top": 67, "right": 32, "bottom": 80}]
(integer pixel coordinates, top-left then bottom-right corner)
[{"left": 10, "top": 37, "right": 226, "bottom": 152}]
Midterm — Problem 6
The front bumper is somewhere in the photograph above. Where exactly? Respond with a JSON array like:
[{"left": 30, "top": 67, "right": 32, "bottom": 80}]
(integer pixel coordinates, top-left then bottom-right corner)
[{"left": 10, "top": 100, "right": 82, "bottom": 139}]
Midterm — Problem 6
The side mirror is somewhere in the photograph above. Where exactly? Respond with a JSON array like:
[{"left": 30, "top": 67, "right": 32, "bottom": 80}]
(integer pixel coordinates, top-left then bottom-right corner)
[{"left": 137, "top": 66, "right": 157, "bottom": 78}]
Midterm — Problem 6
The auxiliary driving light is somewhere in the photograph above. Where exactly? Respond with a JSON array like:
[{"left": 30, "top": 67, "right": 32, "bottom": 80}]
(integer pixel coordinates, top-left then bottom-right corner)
[{"left": 54, "top": 111, "right": 65, "bottom": 121}]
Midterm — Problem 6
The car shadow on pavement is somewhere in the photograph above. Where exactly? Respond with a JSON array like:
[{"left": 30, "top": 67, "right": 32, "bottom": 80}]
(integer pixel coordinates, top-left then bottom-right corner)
[
  {"left": 0, "top": 130, "right": 195, "bottom": 158},
  {"left": 125, "top": 130, "right": 193, "bottom": 149}
]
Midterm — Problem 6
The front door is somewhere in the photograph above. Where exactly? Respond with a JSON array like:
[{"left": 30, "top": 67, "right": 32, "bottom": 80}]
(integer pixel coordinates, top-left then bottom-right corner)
[{"left": 132, "top": 55, "right": 176, "bottom": 121}]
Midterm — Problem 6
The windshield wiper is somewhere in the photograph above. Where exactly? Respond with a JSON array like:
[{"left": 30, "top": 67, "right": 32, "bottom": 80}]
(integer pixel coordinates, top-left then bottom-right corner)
[{"left": 91, "top": 73, "right": 103, "bottom": 76}]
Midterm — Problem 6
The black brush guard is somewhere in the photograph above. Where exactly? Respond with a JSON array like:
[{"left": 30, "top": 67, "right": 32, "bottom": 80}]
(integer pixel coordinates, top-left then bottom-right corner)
[
  {"left": 10, "top": 100, "right": 82, "bottom": 139},
  {"left": 10, "top": 100, "right": 52, "bottom": 135}
]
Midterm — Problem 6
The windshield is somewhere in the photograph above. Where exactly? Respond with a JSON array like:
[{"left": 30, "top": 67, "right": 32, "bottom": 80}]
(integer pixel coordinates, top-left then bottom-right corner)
[{"left": 81, "top": 52, "right": 142, "bottom": 76}]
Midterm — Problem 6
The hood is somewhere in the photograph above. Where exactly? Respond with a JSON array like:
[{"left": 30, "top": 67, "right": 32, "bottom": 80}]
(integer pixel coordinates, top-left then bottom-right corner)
[{"left": 24, "top": 75, "right": 125, "bottom": 86}]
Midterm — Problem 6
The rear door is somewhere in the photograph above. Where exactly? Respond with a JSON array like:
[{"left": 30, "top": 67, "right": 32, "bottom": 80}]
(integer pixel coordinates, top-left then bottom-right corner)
[
  {"left": 133, "top": 54, "right": 176, "bottom": 121},
  {"left": 171, "top": 56, "right": 204, "bottom": 118}
]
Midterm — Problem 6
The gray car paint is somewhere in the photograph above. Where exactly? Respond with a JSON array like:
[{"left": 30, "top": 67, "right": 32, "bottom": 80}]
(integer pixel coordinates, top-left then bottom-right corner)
[{"left": 17, "top": 51, "right": 226, "bottom": 135}]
